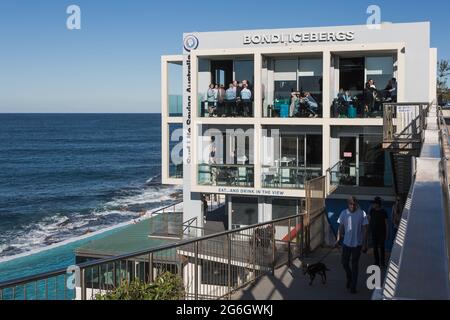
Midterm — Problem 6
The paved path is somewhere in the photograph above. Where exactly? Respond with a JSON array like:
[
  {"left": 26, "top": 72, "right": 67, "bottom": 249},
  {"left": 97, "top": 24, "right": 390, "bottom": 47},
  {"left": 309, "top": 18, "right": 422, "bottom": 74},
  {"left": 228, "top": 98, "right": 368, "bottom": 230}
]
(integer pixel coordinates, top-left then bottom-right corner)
[{"left": 234, "top": 247, "right": 383, "bottom": 300}]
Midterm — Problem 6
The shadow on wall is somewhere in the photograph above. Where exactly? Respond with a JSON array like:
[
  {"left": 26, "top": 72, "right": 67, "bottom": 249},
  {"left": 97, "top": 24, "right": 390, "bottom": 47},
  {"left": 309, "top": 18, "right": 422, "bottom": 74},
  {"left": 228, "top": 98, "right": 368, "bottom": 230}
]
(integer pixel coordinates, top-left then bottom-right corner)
[{"left": 325, "top": 199, "right": 395, "bottom": 250}]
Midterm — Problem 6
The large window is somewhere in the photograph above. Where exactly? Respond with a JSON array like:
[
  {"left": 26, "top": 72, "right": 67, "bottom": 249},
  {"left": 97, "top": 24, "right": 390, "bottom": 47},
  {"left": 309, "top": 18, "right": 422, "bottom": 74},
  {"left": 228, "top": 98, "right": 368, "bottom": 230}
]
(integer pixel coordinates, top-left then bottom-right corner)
[
  {"left": 198, "top": 57, "right": 254, "bottom": 118},
  {"left": 298, "top": 58, "right": 323, "bottom": 103},
  {"left": 358, "top": 134, "right": 393, "bottom": 187},
  {"left": 232, "top": 197, "right": 258, "bottom": 228},
  {"left": 365, "top": 56, "right": 394, "bottom": 90},
  {"left": 265, "top": 57, "right": 323, "bottom": 118},
  {"left": 169, "top": 123, "right": 183, "bottom": 179},
  {"left": 262, "top": 128, "right": 322, "bottom": 189},
  {"left": 168, "top": 62, "right": 183, "bottom": 117},
  {"left": 272, "top": 199, "right": 303, "bottom": 220},
  {"left": 234, "top": 60, "right": 254, "bottom": 86}
]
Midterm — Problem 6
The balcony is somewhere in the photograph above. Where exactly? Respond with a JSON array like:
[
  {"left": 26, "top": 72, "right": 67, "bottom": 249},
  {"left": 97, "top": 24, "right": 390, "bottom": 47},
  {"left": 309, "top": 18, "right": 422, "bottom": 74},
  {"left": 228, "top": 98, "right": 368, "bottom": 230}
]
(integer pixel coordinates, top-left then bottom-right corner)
[
  {"left": 198, "top": 164, "right": 254, "bottom": 187},
  {"left": 329, "top": 160, "right": 393, "bottom": 189},
  {"left": 169, "top": 95, "right": 183, "bottom": 117},
  {"left": 264, "top": 96, "right": 322, "bottom": 118},
  {"left": 199, "top": 100, "right": 254, "bottom": 118},
  {"left": 262, "top": 165, "right": 322, "bottom": 189}
]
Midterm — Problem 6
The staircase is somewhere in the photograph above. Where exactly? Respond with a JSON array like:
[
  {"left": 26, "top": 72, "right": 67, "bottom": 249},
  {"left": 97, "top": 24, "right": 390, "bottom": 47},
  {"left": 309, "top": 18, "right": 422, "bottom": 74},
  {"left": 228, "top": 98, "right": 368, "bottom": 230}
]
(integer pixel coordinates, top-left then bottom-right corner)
[
  {"left": 390, "top": 153, "right": 413, "bottom": 200},
  {"left": 383, "top": 102, "right": 429, "bottom": 207}
]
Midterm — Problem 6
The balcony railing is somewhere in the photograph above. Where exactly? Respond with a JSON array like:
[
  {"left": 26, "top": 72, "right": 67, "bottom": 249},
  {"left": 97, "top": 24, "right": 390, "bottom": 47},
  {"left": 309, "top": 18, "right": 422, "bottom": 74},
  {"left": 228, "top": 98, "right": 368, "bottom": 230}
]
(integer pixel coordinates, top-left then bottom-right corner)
[
  {"left": 199, "top": 100, "right": 254, "bottom": 118},
  {"left": 0, "top": 174, "right": 327, "bottom": 301},
  {"left": 198, "top": 164, "right": 254, "bottom": 187},
  {"left": 0, "top": 214, "right": 307, "bottom": 300},
  {"left": 169, "top": 95, "right": 183, "bottom": 117},
  {"left": 262, "top": 166, "right": 322, "bottom": 189},
  {"left": 330, "top": 98, "right": 384, "bottom": 119},
  {"left": 263, "top": 99, "right": 322, "bottom": 118},
  {"left": 329, "top": 161, "right": 393, "bottom": 188},
  {"left": 169, "top": 163, "right": 183, "bottom": 179}
]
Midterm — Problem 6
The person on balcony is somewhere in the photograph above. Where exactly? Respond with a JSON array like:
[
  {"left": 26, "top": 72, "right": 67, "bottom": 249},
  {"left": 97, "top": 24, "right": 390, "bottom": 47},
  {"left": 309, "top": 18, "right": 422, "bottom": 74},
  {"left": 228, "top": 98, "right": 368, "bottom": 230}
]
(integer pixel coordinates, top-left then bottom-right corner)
[
  {"left": 289, "top": 92, "right": 300, "bottom": 117},
  {"left": 384, "top": 78, "right": 397, "bottom": 103},
  {"left": 209, "top": 136, "right": 217, "bottom": 191},
  {"left": 206, "top": 84, "right": 217, "bottom": 117},
  {"left": 225, "top": 83, "right": 237, "bottom": 117},
  {"left": 233, "top": 80, "right": 242, "bottom": 116},
  {"left": 240, "top": 83, "right": 252, "bottom": 117},
  {"left": 217, "top": 85, "right": 226, "bottom": 117},
  {"left": 364, "top": 81, "right": 376, "bottom": 116},
  {"left": 301, "top": 92, "right": 319, "bottom": 118},
  {"left": 335, "top": 196, "right": 369, "bottom": 294}
]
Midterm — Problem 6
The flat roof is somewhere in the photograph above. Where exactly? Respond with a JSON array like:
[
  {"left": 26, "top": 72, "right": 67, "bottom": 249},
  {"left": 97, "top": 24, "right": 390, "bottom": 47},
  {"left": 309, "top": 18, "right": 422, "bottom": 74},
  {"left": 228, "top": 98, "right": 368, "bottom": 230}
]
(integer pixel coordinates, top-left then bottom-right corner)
[{"left": 75, "top": 213, "right": 183, "bottom": 258}]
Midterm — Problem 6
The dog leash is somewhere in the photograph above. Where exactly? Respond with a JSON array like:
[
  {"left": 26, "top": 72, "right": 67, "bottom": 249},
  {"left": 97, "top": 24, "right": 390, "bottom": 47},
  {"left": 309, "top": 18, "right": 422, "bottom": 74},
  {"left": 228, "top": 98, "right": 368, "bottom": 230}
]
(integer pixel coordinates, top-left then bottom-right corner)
[{"left": 317, "top": 246, "right": 337, "bottom": 264}]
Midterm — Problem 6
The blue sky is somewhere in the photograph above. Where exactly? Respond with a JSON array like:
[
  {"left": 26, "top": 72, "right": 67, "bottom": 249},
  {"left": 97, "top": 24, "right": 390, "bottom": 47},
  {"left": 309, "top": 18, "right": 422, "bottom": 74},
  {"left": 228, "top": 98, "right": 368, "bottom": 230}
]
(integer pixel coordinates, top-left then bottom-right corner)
[{"left": 0, "top": 0, "right": 449, "bottom": 113}]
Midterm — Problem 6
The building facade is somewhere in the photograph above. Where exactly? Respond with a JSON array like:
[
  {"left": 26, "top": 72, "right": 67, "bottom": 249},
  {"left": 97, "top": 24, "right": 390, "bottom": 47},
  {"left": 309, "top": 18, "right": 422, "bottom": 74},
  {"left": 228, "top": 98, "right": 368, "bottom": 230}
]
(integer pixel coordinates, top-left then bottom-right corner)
[{"left": 161, "top": 22, "right": 437, "bottom": 231}]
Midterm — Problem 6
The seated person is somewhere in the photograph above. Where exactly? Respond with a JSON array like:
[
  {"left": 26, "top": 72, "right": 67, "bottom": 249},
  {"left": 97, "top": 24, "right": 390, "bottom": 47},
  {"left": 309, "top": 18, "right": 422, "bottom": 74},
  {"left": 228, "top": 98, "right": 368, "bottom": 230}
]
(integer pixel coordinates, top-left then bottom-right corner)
[
  {"left": 300, "top": 92, "right": 319, "bottom": 117},
  {"left": 337, "top": 89, "right": 352, "bottom": 116}
]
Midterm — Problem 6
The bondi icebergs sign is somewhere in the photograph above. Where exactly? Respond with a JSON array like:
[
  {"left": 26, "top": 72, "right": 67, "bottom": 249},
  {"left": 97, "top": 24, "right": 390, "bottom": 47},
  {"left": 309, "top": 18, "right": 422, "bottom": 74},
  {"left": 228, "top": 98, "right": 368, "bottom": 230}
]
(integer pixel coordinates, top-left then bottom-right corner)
[{"left": 243, "top": 31, "right": 355, "bottom": 45}]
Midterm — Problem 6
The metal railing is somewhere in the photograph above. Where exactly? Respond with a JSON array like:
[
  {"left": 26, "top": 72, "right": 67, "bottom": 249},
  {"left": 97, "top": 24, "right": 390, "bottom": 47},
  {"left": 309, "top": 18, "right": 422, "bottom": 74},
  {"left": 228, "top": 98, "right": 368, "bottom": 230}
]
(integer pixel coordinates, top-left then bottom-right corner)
[
  {"left": 383, "top": 102, "right": 429, "bottom": 143},
  {"left": 0, "top": 173, "right": 327, "bottom": 301},
  {"left": 375, "top": 103, "right": 450, "bottom": 300},
  {"left": 328, "top": 161, "right": 393, "bottom": 189},
  {"left": 261, "top": 166, "right": 322, "bottom": 189},
  {"left": 198, "top": 164, "right": 255, "bottom": 187},
  {"left": 0, "top": 214, "right": 308, "bottom": 300}
]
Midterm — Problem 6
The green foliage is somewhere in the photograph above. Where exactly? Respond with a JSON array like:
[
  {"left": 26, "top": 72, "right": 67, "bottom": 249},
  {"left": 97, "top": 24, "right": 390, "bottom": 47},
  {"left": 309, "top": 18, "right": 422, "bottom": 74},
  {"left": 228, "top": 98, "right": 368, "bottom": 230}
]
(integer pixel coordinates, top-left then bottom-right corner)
[
  {"left": 96, "top": 272, "right": 185, "bottom": 300},
  {"left": 437, "top": 59, "right": 450, "bottom": 92}
]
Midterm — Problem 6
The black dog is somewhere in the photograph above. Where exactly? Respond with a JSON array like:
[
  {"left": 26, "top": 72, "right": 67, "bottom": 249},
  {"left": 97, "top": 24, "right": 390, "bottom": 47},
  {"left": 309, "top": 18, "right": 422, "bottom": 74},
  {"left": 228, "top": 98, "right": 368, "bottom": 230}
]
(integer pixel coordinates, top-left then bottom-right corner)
[{"left": 302, "top": 263, "right": 330, "bottom": 285}]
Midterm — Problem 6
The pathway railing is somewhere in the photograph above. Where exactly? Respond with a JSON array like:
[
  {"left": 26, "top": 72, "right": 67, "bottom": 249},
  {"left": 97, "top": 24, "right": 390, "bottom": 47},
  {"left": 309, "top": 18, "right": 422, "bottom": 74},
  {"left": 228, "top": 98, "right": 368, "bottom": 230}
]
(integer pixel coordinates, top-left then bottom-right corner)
[
  {"left": 1, "top": 177, "right": 327, "bottom": 300},
  {"left": 0, "top": 214, "right": 307, "bottom": 300}
]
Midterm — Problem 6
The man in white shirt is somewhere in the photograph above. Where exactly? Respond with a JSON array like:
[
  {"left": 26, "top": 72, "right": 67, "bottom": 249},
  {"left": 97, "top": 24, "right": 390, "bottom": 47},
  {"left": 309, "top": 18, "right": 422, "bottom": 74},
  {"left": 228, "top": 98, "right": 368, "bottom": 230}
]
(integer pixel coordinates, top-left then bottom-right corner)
[{"left": 335, "top": 196, "right": 369, "bottom": 294}]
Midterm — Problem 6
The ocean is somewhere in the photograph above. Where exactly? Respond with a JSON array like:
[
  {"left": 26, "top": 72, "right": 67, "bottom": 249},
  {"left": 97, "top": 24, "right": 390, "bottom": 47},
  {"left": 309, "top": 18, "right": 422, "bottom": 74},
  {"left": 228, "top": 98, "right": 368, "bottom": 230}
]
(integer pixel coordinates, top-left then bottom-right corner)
[{"left": 0, "top": 114, "right": 181, "bottom": 282}]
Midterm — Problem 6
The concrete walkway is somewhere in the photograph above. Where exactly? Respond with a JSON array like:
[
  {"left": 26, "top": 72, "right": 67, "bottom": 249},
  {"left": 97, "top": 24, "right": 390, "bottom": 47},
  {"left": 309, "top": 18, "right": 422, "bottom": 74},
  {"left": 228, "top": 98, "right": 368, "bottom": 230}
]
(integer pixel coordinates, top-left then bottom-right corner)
[{"left": 234, "top": 247, "right": 384, "bottom": 300}]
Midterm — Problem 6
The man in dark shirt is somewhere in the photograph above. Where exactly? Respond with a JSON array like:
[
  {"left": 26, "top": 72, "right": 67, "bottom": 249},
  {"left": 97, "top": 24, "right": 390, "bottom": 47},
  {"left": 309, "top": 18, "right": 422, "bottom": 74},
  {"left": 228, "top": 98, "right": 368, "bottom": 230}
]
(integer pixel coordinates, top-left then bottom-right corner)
[{"left": 369, "top": 197, "right": 388, "bottom": 267}]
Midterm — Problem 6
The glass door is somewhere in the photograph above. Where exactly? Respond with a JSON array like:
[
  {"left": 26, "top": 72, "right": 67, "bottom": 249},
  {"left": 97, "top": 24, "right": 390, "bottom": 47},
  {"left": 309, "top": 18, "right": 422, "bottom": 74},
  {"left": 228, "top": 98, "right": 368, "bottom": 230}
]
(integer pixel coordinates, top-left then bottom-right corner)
[{"left": 339, "top": 136, "right": 359, "bottom": 186}]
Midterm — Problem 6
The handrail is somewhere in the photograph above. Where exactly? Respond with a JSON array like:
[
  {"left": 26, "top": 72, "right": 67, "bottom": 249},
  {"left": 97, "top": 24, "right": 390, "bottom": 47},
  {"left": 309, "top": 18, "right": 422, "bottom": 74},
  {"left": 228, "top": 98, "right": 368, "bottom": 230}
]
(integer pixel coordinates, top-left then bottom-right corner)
[
  {"left": 375, "top": 102, "right": 450, "bottom": 300},
  {"left": 0, "top": 213, "right": 305, "bottom": 291}
]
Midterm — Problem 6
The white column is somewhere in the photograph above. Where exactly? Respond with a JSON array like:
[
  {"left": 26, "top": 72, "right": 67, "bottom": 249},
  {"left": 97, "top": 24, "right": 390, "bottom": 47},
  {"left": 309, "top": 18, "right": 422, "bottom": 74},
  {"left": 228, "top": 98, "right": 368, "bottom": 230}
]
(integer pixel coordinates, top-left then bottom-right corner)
[
  {"left": 429, "top": 48, "right": 437, "bottom": 103},
  {"left": 253, "top": 53, "right": 262, "bottom": 190},
  {"left": 254, "top": 124, "right": 262, "bottom": 189},
  {"left": 397, "top": 47, "right": 406, "bottom": 102},
  {"left": 254, "top": 52, "right": 262, "bottom": 119},
  {"left": 322, "top": 51, "right": 331, "bottom": 119},
  {"left": 322, "top": 124, "right": 331, "bottom": 189},
  {"left": 161, "top": 57, "right": 170, "bottom": 183}
]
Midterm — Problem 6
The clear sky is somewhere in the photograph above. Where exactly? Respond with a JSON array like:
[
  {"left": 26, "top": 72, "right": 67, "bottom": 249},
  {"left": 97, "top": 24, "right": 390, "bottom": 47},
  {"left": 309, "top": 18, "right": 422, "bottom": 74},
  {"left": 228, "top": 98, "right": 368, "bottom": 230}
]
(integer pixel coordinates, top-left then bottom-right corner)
[{"left": 0, "top": 0, "right": 449, "bottom": 113}]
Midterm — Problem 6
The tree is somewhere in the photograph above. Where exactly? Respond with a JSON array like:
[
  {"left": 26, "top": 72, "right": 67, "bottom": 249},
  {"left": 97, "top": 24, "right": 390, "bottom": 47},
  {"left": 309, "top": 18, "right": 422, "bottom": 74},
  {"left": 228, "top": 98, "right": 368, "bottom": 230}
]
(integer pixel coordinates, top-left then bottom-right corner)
[
  {"left": 96, "top": 272, "right": 185, "bottom": 300},
  {"left": 437, "top": 59, "right": 450, "bottom": 104}
]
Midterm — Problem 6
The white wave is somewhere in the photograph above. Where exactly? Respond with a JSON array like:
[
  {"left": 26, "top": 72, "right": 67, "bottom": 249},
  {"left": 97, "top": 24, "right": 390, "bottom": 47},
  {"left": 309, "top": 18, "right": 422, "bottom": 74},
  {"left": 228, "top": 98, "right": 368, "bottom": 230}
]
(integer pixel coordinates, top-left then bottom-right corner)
[
  {"left": 0, "top": 185, "right": 183, "bottom": 263},
  {"left": 146, "top": 174, "right": 160, "bottom": 184}
]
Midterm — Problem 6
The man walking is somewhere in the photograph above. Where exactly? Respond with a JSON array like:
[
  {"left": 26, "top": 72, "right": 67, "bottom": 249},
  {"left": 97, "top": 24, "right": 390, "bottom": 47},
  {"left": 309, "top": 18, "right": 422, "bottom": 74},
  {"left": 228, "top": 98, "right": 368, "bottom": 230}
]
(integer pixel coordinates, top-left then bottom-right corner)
[
  {"left": 335, "top": 196, "right": 369, "bottom": 294},
  {"left": 369, "top": 197, "right": 388, "bottom": 268}
]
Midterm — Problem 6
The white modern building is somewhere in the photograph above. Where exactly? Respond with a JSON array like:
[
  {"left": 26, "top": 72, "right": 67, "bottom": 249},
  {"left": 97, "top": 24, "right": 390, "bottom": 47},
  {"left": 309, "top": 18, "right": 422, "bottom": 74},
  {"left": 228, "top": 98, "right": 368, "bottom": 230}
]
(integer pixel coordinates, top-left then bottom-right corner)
[{"left": 161, "top": 22, "right": 437, "bottom": 233}]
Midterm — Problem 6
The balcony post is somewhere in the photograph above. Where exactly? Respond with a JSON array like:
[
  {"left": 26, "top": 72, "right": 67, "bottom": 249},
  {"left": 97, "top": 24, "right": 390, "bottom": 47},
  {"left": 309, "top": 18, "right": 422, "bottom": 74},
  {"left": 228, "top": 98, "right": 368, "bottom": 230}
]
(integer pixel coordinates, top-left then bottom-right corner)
[
  {"left": 322, "top": 50, "right": 331, "bottom": 119},
  {"left": 288, "top": 218, "right": 292, "bottom": 267}
]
